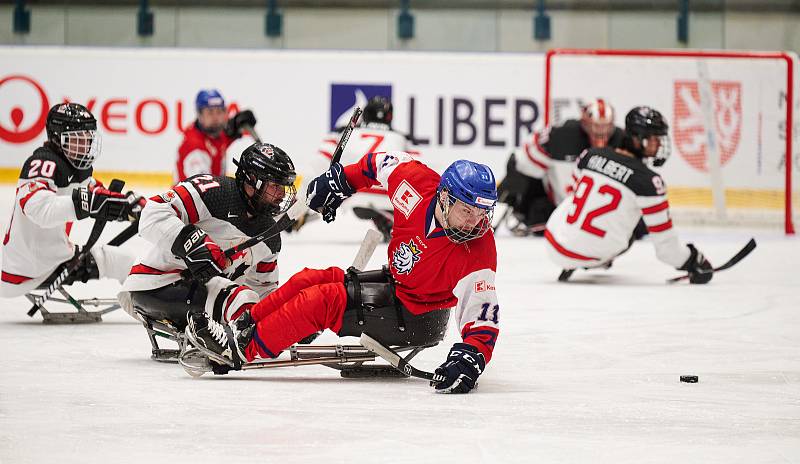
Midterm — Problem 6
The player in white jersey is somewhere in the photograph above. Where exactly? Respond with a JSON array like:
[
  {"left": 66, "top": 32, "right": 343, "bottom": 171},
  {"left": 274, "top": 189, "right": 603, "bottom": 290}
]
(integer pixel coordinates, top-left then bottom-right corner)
[
  {"left": 294, "top": 96, "right": 416, "bottom": 241},
  {"left": 498, "top": 98, "right": 625, "bottom": 235},
  {"left": 1, "top": 103, "right": 143, "bottom": 299},
  {"left": 545, "top": 106, "right": 713, "bottom": 284},
  {"left": 120, "top": 142, "right": 297, "bottom": 358}
]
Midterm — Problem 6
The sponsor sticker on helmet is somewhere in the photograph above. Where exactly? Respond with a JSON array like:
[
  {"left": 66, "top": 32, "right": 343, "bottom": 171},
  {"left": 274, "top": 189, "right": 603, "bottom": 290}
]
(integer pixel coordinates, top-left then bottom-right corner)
[{"left": 475, "top": 196, "right": 495, "bottom": 207}]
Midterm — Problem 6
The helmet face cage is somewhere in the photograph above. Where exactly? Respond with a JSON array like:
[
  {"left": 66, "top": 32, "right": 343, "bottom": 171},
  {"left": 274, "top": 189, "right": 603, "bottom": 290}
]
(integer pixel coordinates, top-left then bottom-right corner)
[
  {"left": 59, "top": 130, "right": 101, "bottom": 170},
  {"left": 643, "top": 134, "right": 671, "bottom": 167},
  {"left": 243, "top": 173, "right": 296, "bottom": 216},
  {"left": 438, "top": 188, "right": 494, "bottom": 244},
  {"left": 580, "top": 99, "right": 615, "bottom": 148}
]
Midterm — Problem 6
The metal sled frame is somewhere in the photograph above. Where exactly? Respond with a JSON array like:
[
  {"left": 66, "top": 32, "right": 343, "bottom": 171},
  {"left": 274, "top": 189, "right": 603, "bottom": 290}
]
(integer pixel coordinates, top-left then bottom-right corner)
[
  {"left": 24, "top": 288, "right": 120, "bottom": 324},
  {"left": 179, "top": 341, "right": 438, "bottom": 378},
  {"left": 137, "top": 315, "right": 187, "bottom": 362}
]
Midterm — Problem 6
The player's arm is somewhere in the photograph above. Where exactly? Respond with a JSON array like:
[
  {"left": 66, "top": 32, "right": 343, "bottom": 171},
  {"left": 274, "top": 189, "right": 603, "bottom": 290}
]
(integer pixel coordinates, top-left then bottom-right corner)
[
  {"left": 636, "top": 175, "right": 711, "bottom": 283},
  {"left": 513, "top": 128, "right": 552, "bottom": 180},
  {"left": 16, "top": 177, "right": 76, "bottom": 228},
  {"left": 139, "top": 176, "right": 226, "bottom": 282},
  {"left": 306, "top": 151, "right": 415, "bottom": 222},
  {"left": 433, "top": 267, "right": 500, "bottom": 394}
]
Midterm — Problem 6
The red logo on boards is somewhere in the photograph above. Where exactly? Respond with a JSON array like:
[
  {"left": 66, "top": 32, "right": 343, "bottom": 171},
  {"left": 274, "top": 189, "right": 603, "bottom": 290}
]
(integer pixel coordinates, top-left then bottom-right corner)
[
  {"left": 673, "top": 81, "right": 742, "bottom": 172},
  {"left": 0, "top": 75, "right": 50, "bottom": 144}
]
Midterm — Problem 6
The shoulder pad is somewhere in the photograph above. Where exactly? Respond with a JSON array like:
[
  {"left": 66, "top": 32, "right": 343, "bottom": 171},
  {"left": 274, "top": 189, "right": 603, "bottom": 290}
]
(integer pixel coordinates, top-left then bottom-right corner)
[{"left": 20, "top": 146, "right": 91, "bottom": 188}]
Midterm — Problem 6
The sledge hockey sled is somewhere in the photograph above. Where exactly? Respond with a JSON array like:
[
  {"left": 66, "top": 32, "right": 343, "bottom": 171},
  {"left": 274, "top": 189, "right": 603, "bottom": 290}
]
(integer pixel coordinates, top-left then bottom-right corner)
[{"left": 24, "top": 289, "right": 120, "bottom": 324}]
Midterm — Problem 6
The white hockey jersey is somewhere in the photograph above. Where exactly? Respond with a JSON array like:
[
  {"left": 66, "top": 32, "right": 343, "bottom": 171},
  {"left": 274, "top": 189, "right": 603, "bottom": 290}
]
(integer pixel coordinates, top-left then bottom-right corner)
[
  {"left": 544, "top": 147, "right": 691, "bottom": 270},
  {"left": 1, "top": 145, "right": 97, "bottom": 297},
  {"left": 123, "top": 175, "right": 281, "bottom": 298},
  {"left": 514, "top": 120, "right": 624, "bottom": 205},
  {"left": 316, "top": 123, "right": 416, "bottom": 210}
]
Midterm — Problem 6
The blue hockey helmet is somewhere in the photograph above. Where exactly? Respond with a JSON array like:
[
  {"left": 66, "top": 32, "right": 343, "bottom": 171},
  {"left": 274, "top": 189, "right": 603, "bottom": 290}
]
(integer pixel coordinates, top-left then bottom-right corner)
[
  {"left": 438, "top": 160, "right": 497, "bottom": 210},
  {"left": 195, "top": 89, "right": 226, "bottom": 112},
  {"left": 437, "top": 160, "right": 497, "bottom": 243}
]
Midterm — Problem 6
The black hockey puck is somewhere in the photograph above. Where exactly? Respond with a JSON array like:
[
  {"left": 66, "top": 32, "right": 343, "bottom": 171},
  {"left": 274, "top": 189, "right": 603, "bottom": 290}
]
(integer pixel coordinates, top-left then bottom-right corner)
[{"left": 680, "top": 375, "right": 699, "bottom": 383}]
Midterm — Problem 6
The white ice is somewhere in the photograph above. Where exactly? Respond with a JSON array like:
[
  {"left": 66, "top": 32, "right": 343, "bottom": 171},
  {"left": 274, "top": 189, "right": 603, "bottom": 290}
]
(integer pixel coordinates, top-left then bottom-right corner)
[{"left": 1, "top": 186, "right": 798, "bottom": 464}]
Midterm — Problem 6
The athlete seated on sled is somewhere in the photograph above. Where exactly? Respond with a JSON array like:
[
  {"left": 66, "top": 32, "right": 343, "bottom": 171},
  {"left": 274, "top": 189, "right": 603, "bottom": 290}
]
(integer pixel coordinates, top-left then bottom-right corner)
[
  {"left": 118, "top": 142, "right": 297, "bottom": 360},
  {"left": 185, "top": 153, "right": 501, "bottom": 394},
  {"left": 1, "top": 103, "right": 144, "bottom": 322}
]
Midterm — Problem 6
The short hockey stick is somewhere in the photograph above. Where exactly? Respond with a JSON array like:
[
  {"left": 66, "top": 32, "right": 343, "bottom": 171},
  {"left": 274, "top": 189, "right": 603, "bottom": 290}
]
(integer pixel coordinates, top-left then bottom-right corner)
[
  {"left": 28, "top": 179, "right": 126, "bottom": 317},
  {"left": 667, "top": 238, "right": 757, "bottom": 283},
  {"left": 222, "top": 108, "right": 362, "bottom": 260},
  {"left": 351, "top": 229, "right": 382, "bottom": 271},
  {"left": 241, "top": 124, "right": 262, "bottom": 144},
  {"left": 106, "top": 220, "right": 139, "bottom": 247},
  {"left": 359, "top": 333, "right": 446, "bottom": 384}
]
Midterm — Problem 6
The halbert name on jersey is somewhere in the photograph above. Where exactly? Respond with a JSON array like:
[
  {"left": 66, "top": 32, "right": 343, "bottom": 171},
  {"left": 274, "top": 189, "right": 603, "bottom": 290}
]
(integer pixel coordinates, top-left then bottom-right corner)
[{"left": 585, "top": 154, "right": 634, "bottom": 184}]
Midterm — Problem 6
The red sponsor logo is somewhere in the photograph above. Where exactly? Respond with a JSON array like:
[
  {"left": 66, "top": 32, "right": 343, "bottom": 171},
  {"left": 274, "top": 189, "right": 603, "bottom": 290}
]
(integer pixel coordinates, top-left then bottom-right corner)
[
  {"left": 0, "top": 74, "right": 239, "bottom": 144},
  {"left": 673, "top": 80, "right": 742, "bottom": 172},
  {"left": 474, "top": 280, "right": 495, "bottom": 293}
]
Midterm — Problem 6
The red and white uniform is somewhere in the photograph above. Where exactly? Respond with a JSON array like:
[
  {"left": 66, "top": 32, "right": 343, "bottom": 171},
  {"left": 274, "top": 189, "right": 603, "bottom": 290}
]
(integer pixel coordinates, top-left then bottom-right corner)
[
  {"left": 514, "top": 121, "right": 625, "bottom": 205},
  {"left": 315, "top": 123, "right": 417, "bottom": 211},
  {"left": 174, "top": 123, "right": 236, "bottom": 183},
  {"left": 123, "top": 175, "right": 280, "bottom": 298},
  {"left": 544, "top": 147, "right": 690, "bottom": 270},
  {"left": 243, "top": 153, "right": 500, "bottom": 363},
  {"left": 1, "top": 145, "right": 136, "bottom": 297}
]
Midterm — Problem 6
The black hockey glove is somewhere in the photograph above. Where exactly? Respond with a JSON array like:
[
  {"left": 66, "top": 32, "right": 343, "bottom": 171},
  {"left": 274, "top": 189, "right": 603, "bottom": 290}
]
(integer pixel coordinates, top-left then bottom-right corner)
[
  {"left": 305, "top": 163, "right": 355, "bottom": 223},
  {"left": 72, "top": 185, "right": 131, "bottom": 222},
  {"left": 125, "top": 191, "right": 147, "bottom": 221},
  {"left": 225, "top": 110, "right": 257, "bottom": 139},
  {"left": 171, "top": 225, "right": 228, "bottom": 283},
  {"left": 433, "top": 343, "right": 485, "bottom": 394},
  {"left": 679, "top": 243, "right": 713, "bottom": 284}
]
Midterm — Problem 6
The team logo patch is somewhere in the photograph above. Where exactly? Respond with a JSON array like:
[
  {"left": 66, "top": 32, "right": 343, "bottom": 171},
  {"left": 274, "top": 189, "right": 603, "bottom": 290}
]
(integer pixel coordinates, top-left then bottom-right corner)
[
  {"left": 330, "top": 83, "right": 392, "bottom": 131},
  {"left": 474, "top": 280, "right": 496, "bottom": 293},
  {"left": 391, "top": 180, "right": 422, "bottom": 219},
  {"left": 257, "top": 145, "right": 274, "bottom": 158},
  {"left": 392, "top": 239, "right": 422, "bottom": 275},
  {"left": 159, "top": 190, "right": 177, "bottom": 203},
  {"left": 673, "top": 80, "right": 742, "bottom": 172}
]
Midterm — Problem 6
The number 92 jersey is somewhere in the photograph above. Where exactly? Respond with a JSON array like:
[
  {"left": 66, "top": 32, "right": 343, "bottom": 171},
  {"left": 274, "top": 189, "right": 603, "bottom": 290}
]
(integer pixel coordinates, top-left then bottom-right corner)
[{"left": 544, "top": 147, "right": 690, "bottom": 270}]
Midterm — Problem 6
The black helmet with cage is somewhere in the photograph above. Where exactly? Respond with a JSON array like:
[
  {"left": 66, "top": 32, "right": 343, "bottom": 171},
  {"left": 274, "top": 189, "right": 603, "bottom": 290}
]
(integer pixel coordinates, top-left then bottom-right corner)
[
  {"left": 624, "top": 106, "right": 671, "bottom": 167},
  {"left": 45, "top": 103, "right": 101, "bottom": 170},
  {"left": 362, "top": 96, "right": 393, "bottom": 127},
  {"left": 234, "top": 142, "right": 297, "bottom": 216}
]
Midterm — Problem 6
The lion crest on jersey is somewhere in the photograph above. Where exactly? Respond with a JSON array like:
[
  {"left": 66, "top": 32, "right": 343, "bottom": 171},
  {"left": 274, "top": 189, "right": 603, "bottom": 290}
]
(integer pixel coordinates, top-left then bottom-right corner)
[{"left": 391, "top": 239, "right": 422, "bottom": 275}]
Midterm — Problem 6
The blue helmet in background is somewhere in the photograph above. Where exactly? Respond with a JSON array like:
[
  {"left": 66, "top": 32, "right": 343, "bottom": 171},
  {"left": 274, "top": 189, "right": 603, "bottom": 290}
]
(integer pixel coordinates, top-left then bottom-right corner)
[
  {"left": 196, "top": 89, "right": 226, "bottom": 112},
  {"left": 438, "top": 160, "right": 497, "bottom": 210}
]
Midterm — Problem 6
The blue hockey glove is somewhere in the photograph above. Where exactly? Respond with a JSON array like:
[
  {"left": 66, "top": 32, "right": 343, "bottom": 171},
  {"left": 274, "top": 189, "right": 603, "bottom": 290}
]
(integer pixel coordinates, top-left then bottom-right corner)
[
  {"left": 305, "top": 163, "right": 355, "bottom": 223},
  {"left": 433, "top": 343, "right": 486, "bottom": 394}
]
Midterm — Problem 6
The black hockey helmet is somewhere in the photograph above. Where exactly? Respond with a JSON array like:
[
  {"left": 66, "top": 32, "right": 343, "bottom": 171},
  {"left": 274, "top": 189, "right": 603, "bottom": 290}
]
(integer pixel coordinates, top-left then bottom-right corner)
[
  {"left": 624, "top": 106, "right": 671, "bottom": 167},
  {"left": 234, "top": 142, "right": 297, "bottom": 216},
  {"left": 46, "top": 103, "right": 101, "bottom": 170},
  {"left": 363, "top": 96, "right": 393, "bottom": 127}
]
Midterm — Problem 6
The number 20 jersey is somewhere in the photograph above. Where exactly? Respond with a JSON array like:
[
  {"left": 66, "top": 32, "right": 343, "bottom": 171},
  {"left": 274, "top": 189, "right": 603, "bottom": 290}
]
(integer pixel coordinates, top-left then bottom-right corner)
[{"left": 545, "top": 148, "right": 690, "bottom": 269}]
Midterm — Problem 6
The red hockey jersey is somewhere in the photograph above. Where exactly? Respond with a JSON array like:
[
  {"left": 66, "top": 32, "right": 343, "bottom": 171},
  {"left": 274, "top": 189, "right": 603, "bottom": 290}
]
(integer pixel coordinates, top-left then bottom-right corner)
[{"left": 174, "top": 123, "right": 235, "bottom": 183}]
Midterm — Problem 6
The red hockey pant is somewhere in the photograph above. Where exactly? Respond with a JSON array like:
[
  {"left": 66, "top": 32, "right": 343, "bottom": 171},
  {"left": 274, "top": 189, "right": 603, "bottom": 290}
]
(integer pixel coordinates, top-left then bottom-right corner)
[{"left": 245, "top": 266, "right": 347, "bottom": 361}]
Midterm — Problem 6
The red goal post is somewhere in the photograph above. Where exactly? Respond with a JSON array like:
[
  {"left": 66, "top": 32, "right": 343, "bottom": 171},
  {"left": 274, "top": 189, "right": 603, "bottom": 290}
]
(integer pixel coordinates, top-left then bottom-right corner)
[{"left": 544, "top": 48, "right": 797, "bottom": 234}]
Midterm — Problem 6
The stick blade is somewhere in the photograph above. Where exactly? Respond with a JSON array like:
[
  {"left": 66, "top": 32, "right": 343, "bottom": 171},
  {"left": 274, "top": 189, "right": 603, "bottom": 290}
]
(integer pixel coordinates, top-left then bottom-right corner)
[{"left": 351, "top": 229, "right": 382, "bottom": 271}]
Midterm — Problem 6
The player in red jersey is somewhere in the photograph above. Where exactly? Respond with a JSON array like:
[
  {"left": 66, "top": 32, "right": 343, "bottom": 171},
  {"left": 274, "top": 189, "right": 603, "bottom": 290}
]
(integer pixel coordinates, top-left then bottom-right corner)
[
  {"left": 174, "top": 89, "right": 257, "bottom": 183},
  {"left": 186, "top": 153, "right": 500, "bottom": 393}
]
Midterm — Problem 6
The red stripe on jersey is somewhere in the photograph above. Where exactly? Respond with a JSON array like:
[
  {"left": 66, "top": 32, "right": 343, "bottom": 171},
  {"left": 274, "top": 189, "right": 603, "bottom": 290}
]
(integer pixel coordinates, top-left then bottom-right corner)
[
  {"left": 1, "top": 271, "right": 33, "bottom": 284},
  {"left": 226, "top": 285, "right": 253, "bottom": 320},
  {"left": 642, "top": 201, "right": 669, "bottom": 215},
  {"left": 18, "top": 181, "right": 53, "bottom": 213},
  {"left": 524, "top": 144, "right": 548, "bottom": 171},
  {"left": 256, "top": 261, "right": 277, "bottom": 273},
  {"left": 129, "top": 264, "right": 183, "bottom": 276},
  {"left": 533, "top": 133, "right": 552, "bottom": 159},
  {"left": 148, "top": 194, "right": 166, "bottom": 204},
  {"left": 648, "top": 219, "right": 673, "bottom": 233},
  {"left": 174, "top": 185, "right": 199, "bottom": 223},
  {"left": 544, "top": 229, "right": 599, "bottom": 261}
]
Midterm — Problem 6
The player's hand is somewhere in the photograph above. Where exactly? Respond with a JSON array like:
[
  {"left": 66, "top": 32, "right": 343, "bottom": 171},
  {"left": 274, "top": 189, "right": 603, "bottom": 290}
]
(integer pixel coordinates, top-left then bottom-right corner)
[
  {"left": 72, "top": 185, "right": 130, "bottom": 222},
  {"left": 433, "top": 343, "right": 485, "bottom": 394},
  {"left": 226, "top": 110, "right": 257, "bottom": 138},
  {"left": 125, "top": 191, "right": 147, "bottom": 222},
  {"left": 171, "top": 225, "right": 228, "bottom": 283},
  {"left": 679, "top": 243, "right": 713, "bottom": 284},
  {"left": 305, "top": 163, "right": 355, "bottom": 223}
]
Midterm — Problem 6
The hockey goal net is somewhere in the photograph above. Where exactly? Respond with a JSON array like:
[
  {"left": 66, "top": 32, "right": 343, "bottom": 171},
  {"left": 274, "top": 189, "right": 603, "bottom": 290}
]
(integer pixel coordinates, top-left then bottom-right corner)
[{"left": 545, "top": 48, "right": 798, "bottom": 234}]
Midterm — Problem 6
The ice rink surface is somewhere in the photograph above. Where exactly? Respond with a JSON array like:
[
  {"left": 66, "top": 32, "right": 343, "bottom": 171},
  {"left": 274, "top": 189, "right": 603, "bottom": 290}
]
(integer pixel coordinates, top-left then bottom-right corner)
[{"left": 1, "top": 187, "right": 798, "bottom": 464}]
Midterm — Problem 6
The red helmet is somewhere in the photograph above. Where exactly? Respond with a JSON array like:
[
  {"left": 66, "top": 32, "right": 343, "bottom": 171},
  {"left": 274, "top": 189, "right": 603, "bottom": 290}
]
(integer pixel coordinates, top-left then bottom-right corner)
[{"left": 580, "top": 98, "right": 615, "bottom": 148}]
